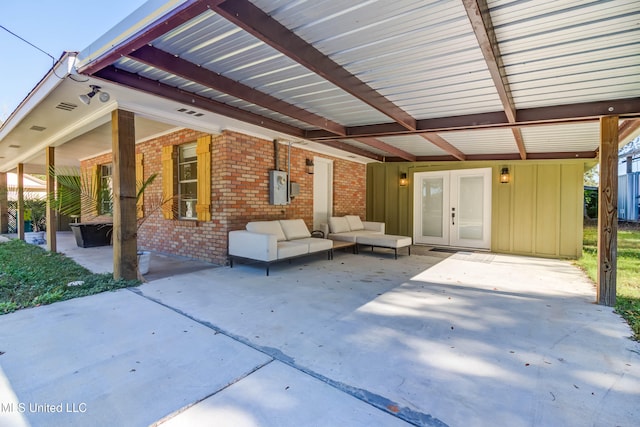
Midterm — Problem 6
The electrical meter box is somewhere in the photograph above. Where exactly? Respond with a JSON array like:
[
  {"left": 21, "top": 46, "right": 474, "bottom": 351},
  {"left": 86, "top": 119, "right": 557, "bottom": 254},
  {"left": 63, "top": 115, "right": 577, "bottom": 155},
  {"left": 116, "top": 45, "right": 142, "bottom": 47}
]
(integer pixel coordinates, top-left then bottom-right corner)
[{"left": 269, "top": 170, "right": 288, "bottom": 205}]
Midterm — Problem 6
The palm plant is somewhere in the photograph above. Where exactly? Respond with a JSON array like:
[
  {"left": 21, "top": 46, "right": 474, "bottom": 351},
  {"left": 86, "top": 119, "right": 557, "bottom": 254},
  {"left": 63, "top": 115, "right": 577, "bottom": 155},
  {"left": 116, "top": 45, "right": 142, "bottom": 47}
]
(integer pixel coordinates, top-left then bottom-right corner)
[
  {"left": 49, "top": 166, "right": 161, "bottom": 228},
  {"left": 48, "top": 166, "right": 173, "bottom": 279}
]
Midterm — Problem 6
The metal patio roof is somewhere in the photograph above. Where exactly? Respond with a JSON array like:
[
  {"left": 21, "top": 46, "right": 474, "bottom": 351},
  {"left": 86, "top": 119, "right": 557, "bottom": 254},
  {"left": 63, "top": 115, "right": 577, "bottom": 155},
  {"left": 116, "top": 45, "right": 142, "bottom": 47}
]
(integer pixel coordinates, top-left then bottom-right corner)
[{"left": 2, "top": 0, "right": 640, "bottom": 169}]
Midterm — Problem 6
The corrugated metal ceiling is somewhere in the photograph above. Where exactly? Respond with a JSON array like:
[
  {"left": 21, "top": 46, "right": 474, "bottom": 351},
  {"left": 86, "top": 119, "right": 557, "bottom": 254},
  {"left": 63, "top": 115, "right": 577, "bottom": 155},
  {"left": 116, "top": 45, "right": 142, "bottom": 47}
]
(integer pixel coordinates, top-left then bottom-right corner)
[
  {"left": 93, "top": 0, "right": 640, "bottom": 162},
  {"left": 490, "top": 0, "right": 640, "bottom": 109}
]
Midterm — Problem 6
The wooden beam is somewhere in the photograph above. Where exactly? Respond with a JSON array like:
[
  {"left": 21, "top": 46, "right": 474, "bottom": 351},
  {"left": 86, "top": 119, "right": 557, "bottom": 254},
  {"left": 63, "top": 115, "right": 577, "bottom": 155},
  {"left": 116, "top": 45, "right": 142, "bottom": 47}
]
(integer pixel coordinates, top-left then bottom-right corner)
[
  {"left": 95, "top": 66, "right": 305, "bottom": 138},
  {"left": 512, "top": 128, "right": 527, "bottom": 160},
  {"left": 0, "top": 172, "right": 7, "bottom": 234},
  {"left": 78, "top": 0, "right": 215, "bottom": 75},
  {"left": 420, "top": 134, "right": 466, "bottom": 161},
  {"left": 354, "top": 138, "right": 416, "bottom": 162},
  {"left": 393, "top": 150, "right": 597, "bottom": 163},
  {"left": 597, "top": 116, "right": 618, "bottom": 306},
  {"left": 618, "top": 119, "right": 640, "bottom": 143},
  {"left": 305, "top": 98, "right": 640, "bottom": 141},
  {"left": 213, "top": 0, "right": 417, "bottom": 131},
  {"left": 463, "top": 0, "right": 528, "bottom": 159},
  {"left": 316, "top": 140, "right": 384, "bottom": 161},
  {"left": 463, "top": 0, "right": 516, "bottom": 122},
  {"left": 518, "top": 98, "right": 640, "bottom": 123},
  {"left": 45, "top": 147, "right": 57, "bottom": 252},
  {"left": 128, "top": 46, "right": 346, "bottom": 136},
  {"left": 17, "top": 163, "right": 24, "bottom": 240},
  {"left": 112, "top": 110, "right": 138, "bottom": 281}
]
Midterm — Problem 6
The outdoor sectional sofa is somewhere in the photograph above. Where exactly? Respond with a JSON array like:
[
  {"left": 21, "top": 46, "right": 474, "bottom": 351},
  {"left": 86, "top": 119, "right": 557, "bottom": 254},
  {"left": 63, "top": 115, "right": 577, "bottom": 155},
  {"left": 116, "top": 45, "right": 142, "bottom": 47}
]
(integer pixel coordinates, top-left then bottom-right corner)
[
  {"left": 323, "top": 215, "right": 412, "bottom": 259},
  {"left": 228, "top": 219, "right": 333, "bottom": 275}
]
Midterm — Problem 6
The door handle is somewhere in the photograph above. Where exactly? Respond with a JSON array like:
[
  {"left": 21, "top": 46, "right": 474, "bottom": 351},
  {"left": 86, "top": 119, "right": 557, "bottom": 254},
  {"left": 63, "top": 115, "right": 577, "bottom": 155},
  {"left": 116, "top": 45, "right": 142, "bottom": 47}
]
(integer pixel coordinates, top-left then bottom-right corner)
[{"left": 451, "top": 208, "right": 455, "bottom": 225}]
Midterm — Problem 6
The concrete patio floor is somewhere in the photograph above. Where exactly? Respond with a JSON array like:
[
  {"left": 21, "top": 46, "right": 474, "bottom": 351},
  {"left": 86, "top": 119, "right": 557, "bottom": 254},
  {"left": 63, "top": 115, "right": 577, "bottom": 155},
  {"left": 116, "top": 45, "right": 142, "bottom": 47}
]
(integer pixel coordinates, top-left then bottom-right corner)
[{"left": 0, "top": 232, "right": 638, "bottom": 426}]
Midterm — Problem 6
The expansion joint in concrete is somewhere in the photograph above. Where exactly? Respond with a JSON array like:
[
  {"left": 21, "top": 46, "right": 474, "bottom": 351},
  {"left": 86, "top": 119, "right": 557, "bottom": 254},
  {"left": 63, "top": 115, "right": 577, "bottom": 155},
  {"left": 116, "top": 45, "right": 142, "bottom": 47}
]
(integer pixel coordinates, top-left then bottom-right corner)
[{"left": 129, "top": 288, "right": 447, "bottom": 427}]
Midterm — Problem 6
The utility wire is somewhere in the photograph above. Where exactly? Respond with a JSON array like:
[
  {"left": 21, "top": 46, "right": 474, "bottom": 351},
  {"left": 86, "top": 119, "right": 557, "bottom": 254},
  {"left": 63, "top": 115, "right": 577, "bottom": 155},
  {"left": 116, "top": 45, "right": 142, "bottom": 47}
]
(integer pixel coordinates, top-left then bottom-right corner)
[
  {"left": 0, "top": 24, "right": 56, "bottom": 62},
  {"left": 0, "top": 24, "right": 82, "bottom": 80}
]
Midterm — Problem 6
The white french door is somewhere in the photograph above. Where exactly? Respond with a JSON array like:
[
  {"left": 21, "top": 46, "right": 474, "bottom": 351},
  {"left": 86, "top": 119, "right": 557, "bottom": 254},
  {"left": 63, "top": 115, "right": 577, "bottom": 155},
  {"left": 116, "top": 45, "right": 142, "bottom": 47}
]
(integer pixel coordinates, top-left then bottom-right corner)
[{"left": 413, "top": 168, "right": 491, "bottom": 249}]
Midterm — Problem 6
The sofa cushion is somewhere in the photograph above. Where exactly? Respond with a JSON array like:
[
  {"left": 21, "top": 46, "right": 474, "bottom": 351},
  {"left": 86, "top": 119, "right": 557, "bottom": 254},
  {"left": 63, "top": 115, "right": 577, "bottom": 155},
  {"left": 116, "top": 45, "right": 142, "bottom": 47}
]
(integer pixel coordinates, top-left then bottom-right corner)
[
  {"left": 280, "top": 219, "right": 311, "bottom": 240},
  {"left": 295, "top": 237, "right": 333, "bottom": 252},
  {"left": 345, "top": 215, "right": 364, "bottom": 231},
  {"left": 246, "top": 221, "right": 287, "bottom": 241},
  {"left": 329, "top": 217, "right": 350, "bottom": 233},
  {"left": 277, "top": 241, "right": 309, "bottom": 259}
]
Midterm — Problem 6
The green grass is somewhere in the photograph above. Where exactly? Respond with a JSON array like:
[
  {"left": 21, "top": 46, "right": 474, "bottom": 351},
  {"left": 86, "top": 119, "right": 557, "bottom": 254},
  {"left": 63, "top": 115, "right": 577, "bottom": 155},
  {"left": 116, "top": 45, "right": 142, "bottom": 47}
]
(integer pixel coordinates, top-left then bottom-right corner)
[
  {"left": 0, "top": 239, "right": 138, "bottom": 314},
  {"left": 577, "top": 224, "right": 640, "bottom": 341}
]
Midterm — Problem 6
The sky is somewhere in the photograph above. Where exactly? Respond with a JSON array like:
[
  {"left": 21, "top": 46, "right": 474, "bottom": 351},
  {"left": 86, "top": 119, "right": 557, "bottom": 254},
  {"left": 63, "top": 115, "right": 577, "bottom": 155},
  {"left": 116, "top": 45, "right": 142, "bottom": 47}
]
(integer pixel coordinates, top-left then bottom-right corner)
[{"left": 0, "top": 0, "right": 151, "bottom": 121}]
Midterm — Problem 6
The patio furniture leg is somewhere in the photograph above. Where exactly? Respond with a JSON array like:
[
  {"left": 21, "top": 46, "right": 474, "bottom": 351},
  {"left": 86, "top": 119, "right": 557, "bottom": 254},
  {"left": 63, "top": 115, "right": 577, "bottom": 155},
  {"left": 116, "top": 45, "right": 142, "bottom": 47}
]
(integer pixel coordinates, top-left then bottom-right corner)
[{"left": 394, "top": 248, "right": 397, "bottom": 259}]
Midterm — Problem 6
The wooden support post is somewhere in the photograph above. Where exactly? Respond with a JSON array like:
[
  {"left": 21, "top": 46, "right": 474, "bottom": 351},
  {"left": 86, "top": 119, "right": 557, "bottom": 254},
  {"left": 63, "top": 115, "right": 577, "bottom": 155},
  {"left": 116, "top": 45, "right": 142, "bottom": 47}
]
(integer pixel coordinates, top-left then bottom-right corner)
[
  {"left": 17, "top": 164, "right": 25, "bottom": 240},
  {"left": 0, "top": 172, "right": 8, "bottom": 234},
  {"left": 597, "top": 116, "right": 618, "bottom": 306},
  {"left": 46, "top": 147, "right": 57, "bottom": 252},
  {"left": 112, "top": 109, "right": 138, "bottom": 280}
]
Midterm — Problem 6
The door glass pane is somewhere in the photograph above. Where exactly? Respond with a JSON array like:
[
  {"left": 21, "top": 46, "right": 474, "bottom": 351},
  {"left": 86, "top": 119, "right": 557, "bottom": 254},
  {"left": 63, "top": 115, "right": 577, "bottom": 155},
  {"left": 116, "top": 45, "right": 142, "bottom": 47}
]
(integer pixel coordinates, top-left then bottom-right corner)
[
  {"left": 422, "top": 178, "right": 443, "bottom": 238},
  {"left": 458, "top": 176, "right": 483, "bottom": 240}
]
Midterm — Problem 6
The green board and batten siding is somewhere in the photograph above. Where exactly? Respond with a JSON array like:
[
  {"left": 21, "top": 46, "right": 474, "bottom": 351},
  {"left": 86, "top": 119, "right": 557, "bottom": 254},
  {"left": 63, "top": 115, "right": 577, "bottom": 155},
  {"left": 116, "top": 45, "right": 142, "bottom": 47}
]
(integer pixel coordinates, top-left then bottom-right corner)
[{"left": 366, "top": 160, "right": 587, "bottom": 259}]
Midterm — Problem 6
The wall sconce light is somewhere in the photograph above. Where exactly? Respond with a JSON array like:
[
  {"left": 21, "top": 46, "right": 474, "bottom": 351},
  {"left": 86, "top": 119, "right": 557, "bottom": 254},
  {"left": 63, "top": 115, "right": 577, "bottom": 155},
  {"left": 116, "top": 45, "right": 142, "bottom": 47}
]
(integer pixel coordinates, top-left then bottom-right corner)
[
  {"left": 399, "top": 172, "right": 408, "bottom": 187},
  {"left": 305, "top": 158, "right": 314, "bottom": 174},
  {"left": 500, "top": 167, "right": 510, "bottom": 184},
  {"left": 79, "top": 85, "right": 110, "bottom": 105}
]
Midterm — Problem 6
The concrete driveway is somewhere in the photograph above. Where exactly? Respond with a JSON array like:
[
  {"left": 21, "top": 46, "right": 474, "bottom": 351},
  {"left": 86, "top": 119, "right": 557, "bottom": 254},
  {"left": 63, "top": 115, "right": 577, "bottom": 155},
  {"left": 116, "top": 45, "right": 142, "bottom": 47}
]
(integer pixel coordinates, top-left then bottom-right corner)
[{"left": 1, "top": 234, "right": 638, "bottom": 426}]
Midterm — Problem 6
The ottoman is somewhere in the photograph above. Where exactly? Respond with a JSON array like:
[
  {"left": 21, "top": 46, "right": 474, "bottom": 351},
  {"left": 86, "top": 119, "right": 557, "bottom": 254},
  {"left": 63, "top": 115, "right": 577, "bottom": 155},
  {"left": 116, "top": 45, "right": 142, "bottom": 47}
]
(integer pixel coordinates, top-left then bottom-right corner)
[{"left": 356, "top": 234, "right": 412, "bottom": 259}]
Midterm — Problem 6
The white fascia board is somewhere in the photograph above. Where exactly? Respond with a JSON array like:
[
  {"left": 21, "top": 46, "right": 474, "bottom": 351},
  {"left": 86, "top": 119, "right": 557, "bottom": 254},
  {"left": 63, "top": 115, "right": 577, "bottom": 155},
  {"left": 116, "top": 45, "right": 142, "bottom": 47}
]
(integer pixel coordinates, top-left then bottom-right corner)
[
  {"left": 0, "top": 52, "right": 77, "bottom": 141},
  {"left": 116, "top": 100, "right": 221, "bottom": 136},
  {"left": 0, "top": 103, "right": 116, "bottom": 172},
  {"left": 76, "top": 0, "right": 189, "bottom": 69}
]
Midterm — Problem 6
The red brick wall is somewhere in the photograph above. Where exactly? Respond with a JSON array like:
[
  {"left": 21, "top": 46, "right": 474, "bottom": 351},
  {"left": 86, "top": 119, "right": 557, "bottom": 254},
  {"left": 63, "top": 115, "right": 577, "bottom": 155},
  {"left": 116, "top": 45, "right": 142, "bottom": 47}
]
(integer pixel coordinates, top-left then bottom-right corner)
[{"left": 81, "top": 129, "right": 366, "bottom": 265}]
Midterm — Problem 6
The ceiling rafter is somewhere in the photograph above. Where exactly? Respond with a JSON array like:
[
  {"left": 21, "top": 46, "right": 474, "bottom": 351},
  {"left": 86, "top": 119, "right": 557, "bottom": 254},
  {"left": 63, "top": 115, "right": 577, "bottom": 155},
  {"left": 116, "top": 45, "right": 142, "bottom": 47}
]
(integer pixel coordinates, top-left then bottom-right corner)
[
  {"left": 128, "top": 45, "right": 347, "bottom": 136},
  {"left": 305, "top": 98, "right": 640, "bottom": 141},
  {"left": 212, "top": 0, "right": 417, "bottom": 131},
  {"left": 94, "top": 66, "right": 305, "bottom": 137},
  {"left": 320, "top": 140, "right": 384, "bottom": 161},
  {"left": 353, "top": 138, "right": 416, "bottom": 162},
  {"left": 618, "top": 119, "right": 640, "bottom": 142},
  {"left": 78, "top": 0, "right": 219, "bottom": 75},
  {"left": 95, "top": 66, "right": 385, "bottom": 162},
  {"left": 72, "top": 0, "right": 640, "bottom": 166},
  {"left": 511, "top": 129, "right": 527, "bottom": 160},
  {"left": 463, "top": 0, "right": 527, "bottom": 160},
  {"left": 420, "top": 134, "right": 466, "bottom": 161}
]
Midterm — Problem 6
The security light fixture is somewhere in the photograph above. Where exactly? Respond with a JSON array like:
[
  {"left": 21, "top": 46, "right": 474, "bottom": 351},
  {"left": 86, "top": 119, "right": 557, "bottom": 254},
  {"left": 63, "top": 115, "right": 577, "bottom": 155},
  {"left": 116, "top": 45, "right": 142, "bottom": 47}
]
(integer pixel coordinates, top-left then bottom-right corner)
[
  {"left": 79, "top": 85, "right": 109, "bottom": 105},
  {"left": 305, "top": 158, "right": 314, "bottom": 174},
  {"left": 399, "top": 172, "right": 408, "bottom": 186}
]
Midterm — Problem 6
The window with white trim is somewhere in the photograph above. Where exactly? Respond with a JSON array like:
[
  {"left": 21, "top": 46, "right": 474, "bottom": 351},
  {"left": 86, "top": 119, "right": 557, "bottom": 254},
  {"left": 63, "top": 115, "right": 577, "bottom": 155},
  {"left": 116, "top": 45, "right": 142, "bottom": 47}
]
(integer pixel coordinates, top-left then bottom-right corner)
[
  {"left": 178, "top": 143, "right": 197, "bottom": 219},
  {"left": 99, "top": 164, "right": 113, "bottom": 215}
]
